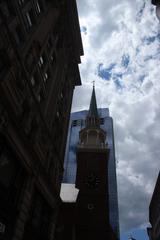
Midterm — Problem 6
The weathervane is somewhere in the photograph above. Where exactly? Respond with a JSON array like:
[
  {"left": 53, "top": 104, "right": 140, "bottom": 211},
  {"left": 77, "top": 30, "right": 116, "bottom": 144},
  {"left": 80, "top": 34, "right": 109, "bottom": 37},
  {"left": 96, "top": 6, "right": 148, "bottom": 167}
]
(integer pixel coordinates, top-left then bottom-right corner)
[{"left": 92, "top": 80, "right": 95, "bottom": 87}]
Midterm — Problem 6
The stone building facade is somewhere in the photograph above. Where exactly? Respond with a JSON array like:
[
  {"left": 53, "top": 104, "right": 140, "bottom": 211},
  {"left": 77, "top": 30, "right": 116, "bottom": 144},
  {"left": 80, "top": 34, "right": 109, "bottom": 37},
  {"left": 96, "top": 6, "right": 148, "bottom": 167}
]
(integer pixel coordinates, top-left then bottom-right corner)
[
  {"left": 148, "top": 172, "right": 160, "bottom": 240},
  {"left": 0, "top": 1, "right": 83, "bottom": 240}
]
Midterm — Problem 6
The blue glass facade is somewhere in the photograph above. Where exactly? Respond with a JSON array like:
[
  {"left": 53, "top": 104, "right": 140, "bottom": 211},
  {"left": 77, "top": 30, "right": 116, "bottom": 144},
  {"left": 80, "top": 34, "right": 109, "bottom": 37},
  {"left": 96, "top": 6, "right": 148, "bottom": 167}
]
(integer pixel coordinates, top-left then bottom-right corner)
[{"left": 63, "top": 108, "right": 119, "bottom": 237}]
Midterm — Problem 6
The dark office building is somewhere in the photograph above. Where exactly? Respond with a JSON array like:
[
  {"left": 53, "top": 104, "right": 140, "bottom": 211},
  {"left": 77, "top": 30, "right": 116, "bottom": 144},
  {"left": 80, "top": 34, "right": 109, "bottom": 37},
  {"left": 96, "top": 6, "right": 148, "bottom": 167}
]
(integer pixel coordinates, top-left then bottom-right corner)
[
  {"left": 148, "top": 172, "right": 160, "bottom": 240},
  {"left": 0, "top": 1, "right": 83, "bottom": 240}
]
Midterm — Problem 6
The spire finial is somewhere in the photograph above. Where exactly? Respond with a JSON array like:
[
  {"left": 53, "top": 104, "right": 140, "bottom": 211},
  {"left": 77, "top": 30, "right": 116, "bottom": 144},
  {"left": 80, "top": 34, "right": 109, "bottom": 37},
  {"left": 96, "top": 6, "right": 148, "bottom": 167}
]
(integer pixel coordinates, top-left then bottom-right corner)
[{"left": 92, "top": 80, "right": 95, "bottom": 88}]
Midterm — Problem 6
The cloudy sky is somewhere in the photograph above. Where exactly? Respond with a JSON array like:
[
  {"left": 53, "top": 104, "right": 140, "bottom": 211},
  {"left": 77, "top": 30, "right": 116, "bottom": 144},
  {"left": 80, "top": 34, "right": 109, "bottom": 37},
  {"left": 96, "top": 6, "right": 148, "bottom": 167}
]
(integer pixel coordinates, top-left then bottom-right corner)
[{"left": 72, "top": 0, "right": 160, "bottom": 237}]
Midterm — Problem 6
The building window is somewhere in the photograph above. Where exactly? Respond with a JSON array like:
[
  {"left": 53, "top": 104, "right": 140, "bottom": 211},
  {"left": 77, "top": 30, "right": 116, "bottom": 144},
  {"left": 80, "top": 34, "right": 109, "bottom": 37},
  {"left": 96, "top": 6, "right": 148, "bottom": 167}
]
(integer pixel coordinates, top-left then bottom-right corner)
[
  {"left": 43, "top": 72, "right": 48, "bottom": 83},
  {"left": 31, "top": 71, "right": 40, "bottom": 87},
  {"left": 18, "top": 0, "right": 25, "bottom": 6},
  {"left": 37, "top": 94, "right": 41, "bottom": 102},
  {"left": 56, "top": 111, "right": 60, "bottom": 118},
  {"left": 72, "top": 120, "right": 77, "bottom": 127},
  {"left": 43, "top": 69, "right": 50, "bottom": 84},
  {"left": 36, "top": 1, "right": 41, "bottom": 14},
  {"left": 100, "top": 118, "right": 104, "bottom": 125},
  {"left": 38, "top": 54, "right": 46, "bottom": 68},
  {"left": 26, "top": 12, "right": 32, "bottom": 27},
  {"left": 25, "top": 9, "right": 35, "bottom": 29},
  {"left": 14, "top": 25, "right": 25, "bottom": 45},
  {"left": 72, "top": 119, "right": 83, "bottom": 127},
  {"left": 60, "top": 93, "right": 63, "bottom": 99},
  {"left": 50, "top": 52, "right": 56, "bottom": 65},
  {"left": 50, "top": 55, "right": 54, "bottom": 62},
  {"left": 38, "top": 56, "right": 43, "bottom": 67},
  {"left": 31, "top": 76, "right": 35, "bottom": 86},
  {"left": 37, "top": 88, "right": 45, "bottom": 102}
]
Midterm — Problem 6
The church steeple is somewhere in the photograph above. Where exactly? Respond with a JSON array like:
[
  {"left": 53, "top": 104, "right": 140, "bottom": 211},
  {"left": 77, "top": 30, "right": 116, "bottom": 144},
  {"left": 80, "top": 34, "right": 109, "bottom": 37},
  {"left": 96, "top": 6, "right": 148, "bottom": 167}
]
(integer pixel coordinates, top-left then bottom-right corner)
[
  {"left": 75, "top": 83, "right": 113, "bottom": 240},
  {"left": 78, "top": 84, "right": 107, "bottom": 148},
  {"left": 88, "top": 85, "right": 99, "bottom": 118},
  {"left": 86, "top": 85, "right": 100, "bottom": 128}
]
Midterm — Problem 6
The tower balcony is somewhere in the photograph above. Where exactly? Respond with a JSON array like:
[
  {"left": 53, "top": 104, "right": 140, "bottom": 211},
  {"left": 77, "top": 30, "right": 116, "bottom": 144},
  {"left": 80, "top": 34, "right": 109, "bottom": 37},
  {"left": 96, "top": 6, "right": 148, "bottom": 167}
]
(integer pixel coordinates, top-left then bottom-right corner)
[{"left": 77, "top": 142, "right": 109, "bottom": 152}]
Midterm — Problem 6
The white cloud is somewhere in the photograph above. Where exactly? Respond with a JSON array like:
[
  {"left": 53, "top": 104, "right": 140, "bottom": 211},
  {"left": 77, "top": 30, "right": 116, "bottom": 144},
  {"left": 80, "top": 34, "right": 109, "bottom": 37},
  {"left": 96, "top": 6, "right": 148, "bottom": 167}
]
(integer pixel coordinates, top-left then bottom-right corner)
[{"left": 72, "top": 0, "right": 160, "bottom": 234}]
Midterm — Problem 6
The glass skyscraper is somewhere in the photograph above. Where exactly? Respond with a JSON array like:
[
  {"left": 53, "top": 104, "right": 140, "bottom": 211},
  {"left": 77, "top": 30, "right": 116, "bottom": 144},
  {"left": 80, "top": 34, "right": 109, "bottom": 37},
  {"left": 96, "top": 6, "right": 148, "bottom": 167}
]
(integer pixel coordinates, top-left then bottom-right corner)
[{"left": 63, "top": 108, "right": 119, "bottom": 237}]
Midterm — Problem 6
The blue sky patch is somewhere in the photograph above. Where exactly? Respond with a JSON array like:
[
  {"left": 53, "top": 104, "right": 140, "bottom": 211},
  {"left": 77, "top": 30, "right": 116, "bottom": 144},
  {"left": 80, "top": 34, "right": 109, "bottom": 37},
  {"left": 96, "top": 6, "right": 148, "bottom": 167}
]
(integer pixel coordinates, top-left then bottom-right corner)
[
  {"left": 143, "top": 32, "right": 160, "bottom": 45},
  {"left": 144, "top": 55, "right": 153, "bottom": 62},
  {"left": 81, "top": 26, "right": 87, "bottom": 35},
  {"left": 143, "top": 36, "right": 156, "bottom": 45},
  {"left": 97, "top": 63, "right": 116, "bottom": 80},
  {"left": 139, "top": 75, "right": 146, "bottom": 83},
  {"left": 136, "top": 2, "right": 145, "bottom": 20},
  {"left": 115, "top": 73, "right": 123, "bottom": 79},
  {"left": 114, "top": 79, "right": 123, "bottom": 89},
  {"left": 121, "top": 54, "right": 130, "bottom": 68},
  {"left": 136, "top": 47, "right": 140, "bottom": 56}
]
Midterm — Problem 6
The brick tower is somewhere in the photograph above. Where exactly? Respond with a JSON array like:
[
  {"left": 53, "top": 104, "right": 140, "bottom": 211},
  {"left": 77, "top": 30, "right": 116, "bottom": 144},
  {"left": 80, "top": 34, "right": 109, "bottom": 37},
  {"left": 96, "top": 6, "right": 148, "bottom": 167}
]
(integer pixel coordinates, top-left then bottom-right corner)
[{"left": 75, "top": 86, "right": 116, "bottom": 240}]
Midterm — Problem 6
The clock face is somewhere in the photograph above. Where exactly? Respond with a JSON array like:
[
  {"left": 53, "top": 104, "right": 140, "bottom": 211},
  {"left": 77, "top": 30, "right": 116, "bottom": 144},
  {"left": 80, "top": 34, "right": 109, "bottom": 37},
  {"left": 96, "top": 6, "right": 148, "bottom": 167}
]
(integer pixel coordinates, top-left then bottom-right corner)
[{"left": 85, "top": 173, "right": 100, "bottom": 189}]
